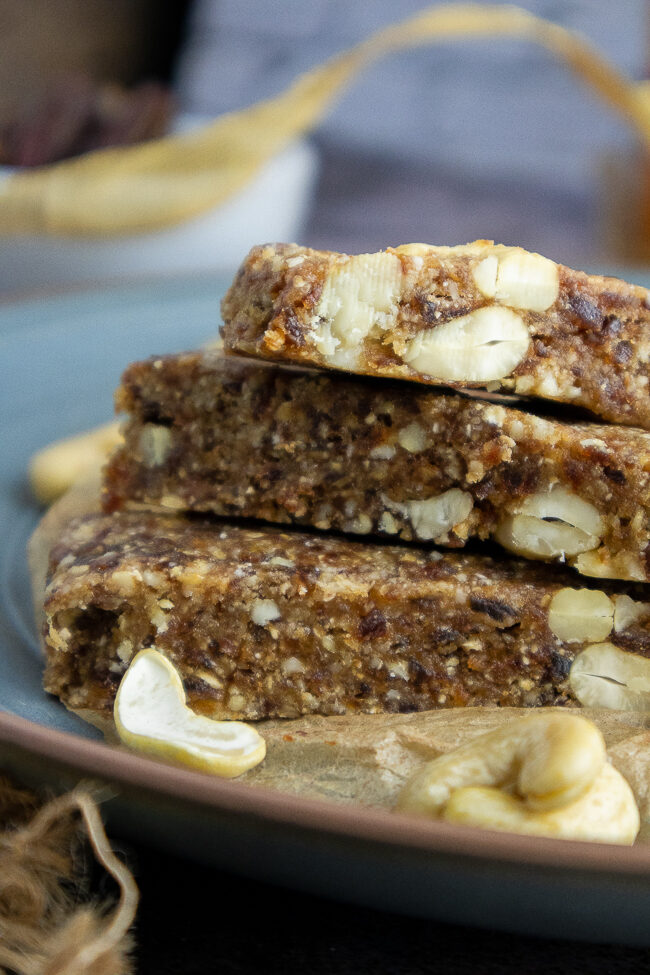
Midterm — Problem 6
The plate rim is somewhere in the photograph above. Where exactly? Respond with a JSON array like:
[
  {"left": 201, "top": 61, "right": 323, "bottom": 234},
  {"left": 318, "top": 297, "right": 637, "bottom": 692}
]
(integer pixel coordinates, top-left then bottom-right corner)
[{"left": 2, "top": 707, "right": 650, "bottom": 878}]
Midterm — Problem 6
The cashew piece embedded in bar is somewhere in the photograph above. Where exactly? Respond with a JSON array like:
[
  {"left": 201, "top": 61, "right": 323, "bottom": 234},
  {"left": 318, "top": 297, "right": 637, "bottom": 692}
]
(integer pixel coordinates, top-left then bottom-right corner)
[
  {"left": 311, "top": 252, "right": 402, "bottom": 367},
  {"left": 396, "top": 713, "right": 639, "bottom": 844},
  {"left": 547, "top": 588, "right": 614, "bottom": 643},
  {"left": 472, "top": 248, "right": 559, "bottom": 312},
  {"left": 385, "top": 488, "right": 473, "bottom": 541},
  {"left": 570, "top": 643, "right": 650, "bottom": 711},
  {"left": 401, "top": 306, "right": 530, "bottom": 383},
  {"left": 574, "top": 548, "right": 647, "bottom": 583},
  {"left": 495, "top": 484, "right": 603, "bottom": 561},
  {"left": 613, "top": 594, "right": 650, "bottom": 631}
]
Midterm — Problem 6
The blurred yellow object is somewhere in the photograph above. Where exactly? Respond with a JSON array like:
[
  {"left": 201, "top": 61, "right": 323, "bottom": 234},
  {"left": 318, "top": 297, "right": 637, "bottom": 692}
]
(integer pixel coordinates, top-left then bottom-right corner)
[
  {"left": 29, "top": 421, "right": 122, "bottom": 505},
  {"left": 1, "top": 4, "right": 650, "bottom": 237}
]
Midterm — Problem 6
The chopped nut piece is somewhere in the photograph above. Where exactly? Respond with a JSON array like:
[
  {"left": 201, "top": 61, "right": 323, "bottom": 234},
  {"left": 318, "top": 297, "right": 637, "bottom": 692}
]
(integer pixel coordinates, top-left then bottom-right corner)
[
  {"left": 397, "top": 421, "right": 427, "bottom": 453},
  {"left": 139, "top": 424, "right": 172, "bottom": 467},
  {"left": 369, "top": 445, "right": 396, "bottom": 460},
  {"left": 281, "top": 656, "right": 306, "bottom": 676},
  {"left": 351, "top": 513, "right": 373, "bottom": 533},
  {"left": 613, "top": 595, "right": 650, "bottom": 632},
  {"left": 378, "top": 511, "right": 399, "bottom": 534},
  {"left": 250, "top": 598, "right": 281, "bottom": 626},
  {"left": 574, "top": 550, "right": 647, "bottom": 583},
  {"left": 387, "top": 489, "right": 473, "bottom": 541}
]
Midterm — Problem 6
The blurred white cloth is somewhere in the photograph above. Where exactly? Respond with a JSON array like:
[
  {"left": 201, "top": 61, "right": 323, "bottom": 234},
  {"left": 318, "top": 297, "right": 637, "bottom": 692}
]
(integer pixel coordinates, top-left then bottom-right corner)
[{"left": 175, "top": 0, "right": 648, "bottom": 265}]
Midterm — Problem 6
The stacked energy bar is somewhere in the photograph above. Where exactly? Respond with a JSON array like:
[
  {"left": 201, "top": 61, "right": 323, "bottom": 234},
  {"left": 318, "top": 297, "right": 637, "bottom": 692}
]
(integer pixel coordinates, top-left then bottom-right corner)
[{"left": 40, "top": 242, "right": 650, "bottom": 723}]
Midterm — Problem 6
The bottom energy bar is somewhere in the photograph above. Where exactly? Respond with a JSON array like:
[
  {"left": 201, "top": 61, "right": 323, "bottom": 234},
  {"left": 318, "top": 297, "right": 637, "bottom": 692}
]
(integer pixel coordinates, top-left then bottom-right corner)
[{"left": 40, "top": 511, "right": 650, "bottom": 721}]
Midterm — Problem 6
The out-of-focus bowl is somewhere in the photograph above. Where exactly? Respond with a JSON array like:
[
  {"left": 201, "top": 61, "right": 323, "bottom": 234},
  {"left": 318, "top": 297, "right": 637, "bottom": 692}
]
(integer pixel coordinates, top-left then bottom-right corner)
[{"left": 0, "top": 118, "right": 318, "bottom": 295}]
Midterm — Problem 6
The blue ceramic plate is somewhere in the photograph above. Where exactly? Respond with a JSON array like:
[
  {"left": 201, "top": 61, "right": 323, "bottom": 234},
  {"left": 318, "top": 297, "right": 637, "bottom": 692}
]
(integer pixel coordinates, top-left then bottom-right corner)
[{"left": 3, "top": 273, "right": 650, "bottom": 946}]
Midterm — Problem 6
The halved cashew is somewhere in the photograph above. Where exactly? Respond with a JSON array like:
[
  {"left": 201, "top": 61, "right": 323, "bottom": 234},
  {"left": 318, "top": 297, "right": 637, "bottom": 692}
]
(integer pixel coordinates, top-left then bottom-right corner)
[
  {"left": 311, "top": 252, "right": 402, "bottom": 365},
  {"left": 114, "top": 648, "right": 266, "bottom": 777},
  {"left": 547, "top": 588, "right": 614, "bottom": 643},
  {"left": 396, "top": 712, "right": 639, "bottom": 844},
  {"left": 495, "top": 485, "right": 603, "bottom": 560},
  {"left": 570, "top": 643, "right": 650, "bottom": 712},
  {"left": 29, "top": 420, "right": 122, "bottom": 504},
  {"left": 401, "top": 306, "right": 530, "bottom": 382},
  {"left": 472, "top": 248, "right": 559, "bottom": 312}
]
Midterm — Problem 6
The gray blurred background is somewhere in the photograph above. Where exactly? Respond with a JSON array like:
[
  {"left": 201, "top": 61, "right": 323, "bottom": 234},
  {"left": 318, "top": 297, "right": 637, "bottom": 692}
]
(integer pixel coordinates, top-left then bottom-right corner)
[
  {"left": 174, "top": 0, "right": 649, "bottom": 266},
  {"left": 1, "top": 0, "right": 648, "bottom": 268}
]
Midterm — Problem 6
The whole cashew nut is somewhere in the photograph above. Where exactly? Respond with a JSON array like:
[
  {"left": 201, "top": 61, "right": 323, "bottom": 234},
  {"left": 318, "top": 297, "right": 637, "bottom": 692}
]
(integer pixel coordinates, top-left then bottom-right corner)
[
  {"left": 395, "top": 713, "right": 639, "bottom": 845},
  {"left": 29, "top": 421, "right": 122, "bottom": 504}
]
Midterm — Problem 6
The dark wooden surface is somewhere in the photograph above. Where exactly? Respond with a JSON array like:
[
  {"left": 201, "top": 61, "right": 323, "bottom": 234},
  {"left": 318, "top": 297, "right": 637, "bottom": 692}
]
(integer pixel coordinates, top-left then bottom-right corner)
[{"left": 126, "top": 837, "right": 650, "bottom": 973}]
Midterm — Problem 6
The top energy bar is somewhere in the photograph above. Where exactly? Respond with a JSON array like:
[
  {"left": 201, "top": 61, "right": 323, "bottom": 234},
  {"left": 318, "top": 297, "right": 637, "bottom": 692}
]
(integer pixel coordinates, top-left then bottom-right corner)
[{"left": 221, "top": 241, "right": 650, "bottom": 429}]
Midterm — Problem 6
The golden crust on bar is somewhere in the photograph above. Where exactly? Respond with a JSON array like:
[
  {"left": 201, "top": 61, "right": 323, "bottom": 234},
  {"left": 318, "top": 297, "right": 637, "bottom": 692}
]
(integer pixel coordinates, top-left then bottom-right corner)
[{"left": 221, "top": 242, "right": 650, "bottom": 429}]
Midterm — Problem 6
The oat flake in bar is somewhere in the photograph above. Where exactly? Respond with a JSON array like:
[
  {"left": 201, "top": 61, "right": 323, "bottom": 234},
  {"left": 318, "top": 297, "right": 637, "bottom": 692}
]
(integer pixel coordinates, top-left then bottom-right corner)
[
  {"left": 42, "top": 512, "right": 650, "bottom": 722},
  {"left": 105, "top": 352, "right": 650, "bottom": 583},
  {"left": 221, "top": 241, "right": 650, "bottom": 429}
]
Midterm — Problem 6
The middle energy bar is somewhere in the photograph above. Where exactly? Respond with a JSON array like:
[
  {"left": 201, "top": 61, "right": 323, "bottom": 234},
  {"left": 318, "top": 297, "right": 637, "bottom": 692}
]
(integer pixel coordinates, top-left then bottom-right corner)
[{"left": 104, "top": 352, "right": 650, "bottom": 583}]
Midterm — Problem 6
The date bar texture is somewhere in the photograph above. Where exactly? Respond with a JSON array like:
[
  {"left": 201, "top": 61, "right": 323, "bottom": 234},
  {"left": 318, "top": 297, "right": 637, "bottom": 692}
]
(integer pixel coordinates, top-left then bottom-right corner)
[
  {"left": 41, "top": 512, "right": 650, "bottom": 721},
  {"left": 220, "top": 242, "right": 650, "bottom": 430},
  {"left": 104, "top": 352, "right": 650, "bottom": 583}
]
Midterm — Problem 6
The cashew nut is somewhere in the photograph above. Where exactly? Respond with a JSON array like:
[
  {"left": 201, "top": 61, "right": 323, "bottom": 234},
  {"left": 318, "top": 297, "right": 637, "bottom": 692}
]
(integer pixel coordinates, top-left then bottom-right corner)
[
  {"left": 441, "top": 764, "right": 638, "bottom": 843},
  {"left": 139, "top": 423, "right": 173, "bottom": 467},
  {"left": 29, "top": 421, "right": 122, "bottom": 504},
  {"left": 311, "top": 251, "right": 402, "bottom": 366},
  {"left": 547, "top": 588, "right": 614, "bottom": 643},
  {"left": 114, "top": 648, "right": 266, "bottom": 777},
  {"left": 384, "top": 488, "right": 473, "bottom": 540},
  {"left": 613, "top": 594, "right": 650, "bottom": 632},
  {"left": 472, "top": 248, "right": 559, "bottom": 311},
  {"left": 396, "top": 713, "right": 639, "bottom": 845},
  {"left": 570, "top": 643, "right": 650, "bottom": 711},
  {"left": 495, "top": 485, "right": 603, "bottom": 561},
  {"left": 401, "top": 306, "right": 530, "bottom": 382}
]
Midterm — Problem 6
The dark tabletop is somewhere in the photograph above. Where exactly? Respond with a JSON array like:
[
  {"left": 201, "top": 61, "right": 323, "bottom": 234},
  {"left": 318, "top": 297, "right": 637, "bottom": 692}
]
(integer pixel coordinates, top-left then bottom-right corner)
[{"left": 125, "top": 836, "right": 650, "bottom": 973}]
